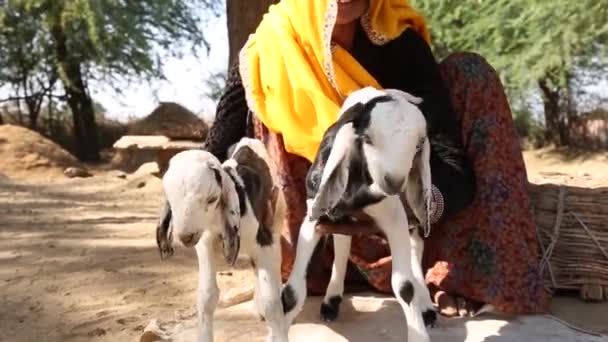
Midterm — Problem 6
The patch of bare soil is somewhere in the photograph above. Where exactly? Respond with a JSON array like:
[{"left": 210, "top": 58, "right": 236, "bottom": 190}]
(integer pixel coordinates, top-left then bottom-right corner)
[
  {"left": 0, "top": 166, "right": 253, "bottom": 342},
  {"left": 0, "top": 125, "right": 80, "bottom": 180},
  {"left": 523, "top": 147, "right": 608, "bottom": 187}
]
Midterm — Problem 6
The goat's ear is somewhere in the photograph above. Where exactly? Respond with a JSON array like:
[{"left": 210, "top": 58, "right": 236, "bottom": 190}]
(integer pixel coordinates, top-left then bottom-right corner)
[
  {"left": 405, "top": 136, "right": 433, "bottom": 237},
  {"left": 385, "top": 88, "right": 423, "bottom": 106},
  {"left": 310, "top": 125, "right": 354, "bottom": 221},
  {"left": 155, "top": 198, "right": 174, "bottom": 260},
  {"left": 219, "top": 168, "right": 241, "bottom": 265}
]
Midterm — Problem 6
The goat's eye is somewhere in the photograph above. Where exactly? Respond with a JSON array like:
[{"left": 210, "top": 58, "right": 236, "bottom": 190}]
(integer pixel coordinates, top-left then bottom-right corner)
[
  {"left": 362, "top": 134, "right": 372, "bottom": 145},
  {"left": 207, "top": 196, "right": 219, "bottom": 204}
]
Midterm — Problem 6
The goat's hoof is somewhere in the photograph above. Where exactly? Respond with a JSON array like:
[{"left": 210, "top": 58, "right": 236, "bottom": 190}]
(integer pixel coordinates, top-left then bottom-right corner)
[
  {"left": 258, "top": 314, "right": 266, "bottom": 322},
  {"left": 320, "top": 296, "right": 342, "bottom": 322},
  {"left": 159, "top": 245, "right": 174, "bottom": 260},
  {"left": 423, "top": 308, "right": 438, "bottom": 328}
]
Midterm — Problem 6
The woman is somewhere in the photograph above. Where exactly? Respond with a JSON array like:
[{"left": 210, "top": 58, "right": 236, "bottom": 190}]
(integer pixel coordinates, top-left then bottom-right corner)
[{"left": 199, "top": 0, "right": 549, "bottom": 317}]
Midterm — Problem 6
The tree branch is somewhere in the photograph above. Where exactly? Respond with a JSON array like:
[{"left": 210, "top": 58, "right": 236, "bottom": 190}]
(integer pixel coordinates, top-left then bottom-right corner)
[{"left": 0, "top": 96, "right": 29, "bottom": 103}]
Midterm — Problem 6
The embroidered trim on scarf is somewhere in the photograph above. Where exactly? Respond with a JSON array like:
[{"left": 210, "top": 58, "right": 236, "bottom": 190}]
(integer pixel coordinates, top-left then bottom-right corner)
[
  {"left": 360, "top": 11, "right": 390, "bottom": 45},
  {"left": 330, "top": 41, "right": 338, "bottom": 54},
  {"left": 323, "top": 0, "right": 340, "bottom": 94}
]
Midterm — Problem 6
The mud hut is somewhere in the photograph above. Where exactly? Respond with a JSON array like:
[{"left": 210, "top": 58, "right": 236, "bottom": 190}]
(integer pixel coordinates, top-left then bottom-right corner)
[
  {"left": 112, "top": 102, "right": 207, "bottom": 173},
  {"left": 127, "top": 102, "right": 209, "bottom": 140}
]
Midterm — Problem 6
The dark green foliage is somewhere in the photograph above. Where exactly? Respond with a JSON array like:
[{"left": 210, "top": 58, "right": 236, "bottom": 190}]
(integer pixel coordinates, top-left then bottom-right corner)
[
  {"left": 412, "top": 0, "right": 608, "bottom": 146},
  {"left": 412, "top": 0, "right": 608, "bottom": 93}
]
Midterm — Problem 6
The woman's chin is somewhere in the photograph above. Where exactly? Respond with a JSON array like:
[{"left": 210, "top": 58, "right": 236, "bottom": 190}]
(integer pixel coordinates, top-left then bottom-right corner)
[{"left": 336, "top": 0, "right": 368, "bottom": 24}]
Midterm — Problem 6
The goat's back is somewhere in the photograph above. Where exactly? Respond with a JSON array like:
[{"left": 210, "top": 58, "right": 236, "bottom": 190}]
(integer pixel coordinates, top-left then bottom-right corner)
[{"left": 226, "top": 138, "right": 287, "bottom": 239}]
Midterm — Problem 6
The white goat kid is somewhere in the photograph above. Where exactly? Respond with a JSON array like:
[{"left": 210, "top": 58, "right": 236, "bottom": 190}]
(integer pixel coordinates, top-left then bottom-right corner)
[
  {"left": 157, "top": 138, "right": 289, "bottom": 342},
  {"left": 281, "top": 87, "right": 436, "bottom": 342}
]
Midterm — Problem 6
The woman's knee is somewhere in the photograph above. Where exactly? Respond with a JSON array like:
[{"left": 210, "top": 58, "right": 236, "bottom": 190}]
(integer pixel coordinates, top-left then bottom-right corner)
[
  {"left": 441, "top": 51, "right": 490, "bottom": 67},
  {"left": 440, "top": 52, "right": 499, "bottom": 81}
]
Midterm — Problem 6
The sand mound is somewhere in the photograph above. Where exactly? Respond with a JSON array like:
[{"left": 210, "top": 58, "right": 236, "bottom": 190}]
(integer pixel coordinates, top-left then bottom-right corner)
[
  {"left": 128, "top": 102, "right": 208, "bottom": 140},
  {"left": 0, "top": 124, "right": 80, "bottom": 179}
]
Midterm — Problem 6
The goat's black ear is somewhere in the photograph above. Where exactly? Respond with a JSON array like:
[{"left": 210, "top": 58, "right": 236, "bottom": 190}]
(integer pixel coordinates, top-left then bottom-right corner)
[
  {"left": 219, "top": 168, "right": 241, "bottom": 265},
  {"left": 156, "top": 198, "right": 174, "bottom": 260},
  {"left": 310, "top": 126, "right": 354, "bottom": 221},
  {"left": 405, "top": 136, "right": 433, "bottom": 237}
]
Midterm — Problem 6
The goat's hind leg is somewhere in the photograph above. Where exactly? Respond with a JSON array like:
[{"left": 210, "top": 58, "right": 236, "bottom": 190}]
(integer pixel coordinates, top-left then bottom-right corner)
[
  {"left": 320, "top": 233, "right": 351, "bottom": 322},
  {"left": 366, "top": 197, "right": 430, "bottom": 342},
  {"left": 253, "top": 236, "right": 289, "bottom": 342},
  {"left": 195, "top": 232, "right": 220, "bottom": 342}
]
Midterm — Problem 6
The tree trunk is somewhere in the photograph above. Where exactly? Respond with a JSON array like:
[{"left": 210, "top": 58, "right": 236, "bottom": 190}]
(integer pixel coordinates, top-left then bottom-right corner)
[
  {"left": 65, "top": 85, "right": 99, "bottom": 161},
  {"left": 24, "top": 96, "right": 40, "bottom": 131},
  {"left": 561, "top": 73, "right": 578, "bottom": 146},
  {"left": 16, "top": 97, "right": 24, "bottom": 125},
  {"left": 22, "top": 78, "right": 40, "bottom": 131},
  {"left": 538, "top": 78, "right": 564, "bottom": 146},
  {"left": 50, "top": 20, "right": 100, "bottom": 161},
  {"left": 226, "top": 0, "right": 278, "bottom": 68},
  {"left": 24, "top": 84, "right": 51, "bottom": 132},
  {"left": 47, "top": 92, "right": 55, "bottom": 136}
]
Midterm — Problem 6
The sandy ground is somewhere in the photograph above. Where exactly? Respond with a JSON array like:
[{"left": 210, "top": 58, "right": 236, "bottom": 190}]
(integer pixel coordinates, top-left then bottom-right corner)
[
  {"left": 0, "top": 148, "right": 606, "bottom": 342},
  {"left": 0, "top": 164, "right": 255, "bottom": 342},
  {"left": 151, "top": 294, "right": 608, "bottom": 342},
  {"left": 524, "top": 147, "right": 608, "bottom": 187}
]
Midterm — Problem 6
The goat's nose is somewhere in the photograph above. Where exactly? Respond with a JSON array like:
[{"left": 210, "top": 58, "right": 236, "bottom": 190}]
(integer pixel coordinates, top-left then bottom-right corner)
[
  {"left": 383, "top": 174, "right": 405, "bottom": 195},
  {"left": 179, "top": 232, "right": 200, "bottom": 247}
]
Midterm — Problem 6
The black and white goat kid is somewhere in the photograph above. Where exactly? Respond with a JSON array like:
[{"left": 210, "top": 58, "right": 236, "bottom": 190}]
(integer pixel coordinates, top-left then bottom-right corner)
[
  {"left": 281, "top": 87, "right": 436, "bottom": 342},
  {"left": 156, "top": 138, "right": 288, "bottom": 342}
]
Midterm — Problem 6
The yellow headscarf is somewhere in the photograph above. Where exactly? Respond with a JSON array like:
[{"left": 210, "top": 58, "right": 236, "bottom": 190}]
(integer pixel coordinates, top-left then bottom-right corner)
[{"left": 239, "top": 0, "right": 430, "bottom": 162}]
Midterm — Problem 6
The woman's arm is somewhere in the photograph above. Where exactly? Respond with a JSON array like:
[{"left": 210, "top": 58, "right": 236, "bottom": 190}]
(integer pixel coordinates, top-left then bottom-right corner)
[
  {"left": 204, "top": 61, "right": 250, "bottom": 162},
  {"left": 387, "top": 29, "right": 477, "bottom": 221}
]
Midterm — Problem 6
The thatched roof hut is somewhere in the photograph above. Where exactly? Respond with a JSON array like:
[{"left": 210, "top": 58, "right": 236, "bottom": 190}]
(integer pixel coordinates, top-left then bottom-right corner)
[{"left": 128, "top": 102, "right": 209, "bottom": 140}]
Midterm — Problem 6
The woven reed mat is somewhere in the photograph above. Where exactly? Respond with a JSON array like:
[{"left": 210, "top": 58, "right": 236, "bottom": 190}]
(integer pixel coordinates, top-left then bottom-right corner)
[{"left": 529, "top": 183, "right": 608, "bottom": 301}]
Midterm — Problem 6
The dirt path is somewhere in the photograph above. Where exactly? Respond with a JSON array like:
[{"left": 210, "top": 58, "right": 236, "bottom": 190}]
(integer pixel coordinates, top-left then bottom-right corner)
[
  {"left": 0, "top": 148, "right": 606, "bottom": 342},
  {"left": 523, "top": 147, "right": 608, "bottom": 187},
  {"left": 0, "top": 167, "right": 252, "bottom": 342}
]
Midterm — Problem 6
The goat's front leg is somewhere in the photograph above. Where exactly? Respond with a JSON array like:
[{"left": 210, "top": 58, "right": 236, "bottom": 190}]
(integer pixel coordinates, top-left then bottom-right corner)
[
  {"left": 365, "top": 197, "right": 430, "bottom": 342},
  {"left": 194, "top": 231, "right": 220, "bottom": 342},
  {"left": 281, "top": 215, "right": 321, "bottom": 326},
  {"left": 253, "top": 235, "right": 289, "bottom": 342},
  {"left": 410, "top": 227, "right": 437, "bottom": 327},
  {"left": 320, "top": 234, "right": 351, "bottom": 322}
]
